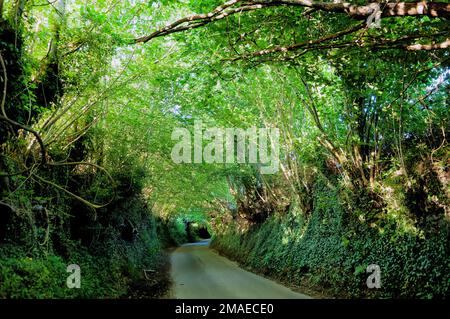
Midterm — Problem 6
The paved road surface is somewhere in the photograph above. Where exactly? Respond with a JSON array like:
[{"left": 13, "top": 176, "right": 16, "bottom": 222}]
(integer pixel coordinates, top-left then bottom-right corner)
[{"left": 170, "top": 239, "right": 311, "bottom": 299}]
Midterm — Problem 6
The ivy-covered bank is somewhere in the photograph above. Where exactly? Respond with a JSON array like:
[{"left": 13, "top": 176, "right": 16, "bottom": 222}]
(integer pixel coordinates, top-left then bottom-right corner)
[{"left": 212, "top": 179, "right": 450, "bottom": 299}]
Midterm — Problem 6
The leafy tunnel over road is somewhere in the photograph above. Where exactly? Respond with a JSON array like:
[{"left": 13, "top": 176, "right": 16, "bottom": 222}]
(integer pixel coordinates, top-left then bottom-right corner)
[{"left": 0, "top": 0, "right": 448, "bottom": 299}]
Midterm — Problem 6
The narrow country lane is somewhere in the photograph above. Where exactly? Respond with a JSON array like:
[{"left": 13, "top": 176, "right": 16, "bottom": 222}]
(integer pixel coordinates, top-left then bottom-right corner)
[{"left": 170, "top": 240, "right": 311, "bottom": 299}]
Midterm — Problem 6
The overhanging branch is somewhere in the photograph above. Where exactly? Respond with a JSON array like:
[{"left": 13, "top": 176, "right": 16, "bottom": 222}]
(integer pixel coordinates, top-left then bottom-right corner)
[
  {"left": 226, "top": 31, "right": 450, "bottom": 61},
  {"left": 134, "top": 1, "right": 450, "bottom": 44},
  {"left": 225, "top": 22, "right": 365, "bottom": 61}
]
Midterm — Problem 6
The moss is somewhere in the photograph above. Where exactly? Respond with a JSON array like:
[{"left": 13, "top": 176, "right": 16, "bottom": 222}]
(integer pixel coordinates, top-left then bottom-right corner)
[{"left": 212, "top": 178, "right": 450, "bottom": 298}]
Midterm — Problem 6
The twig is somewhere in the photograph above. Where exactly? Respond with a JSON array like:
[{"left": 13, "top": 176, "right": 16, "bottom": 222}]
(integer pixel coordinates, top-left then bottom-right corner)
[
  {"left": 0, "top": 200, "right": 16, "bottom": 212},
  {"left": 0, "top": 51, "right": 8, "bottom": 118}
]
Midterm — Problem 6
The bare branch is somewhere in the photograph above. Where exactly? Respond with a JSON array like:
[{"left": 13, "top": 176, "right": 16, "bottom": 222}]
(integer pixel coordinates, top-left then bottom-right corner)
[
  {"left": 0, "top": 50, "right": 8, "bottom": 118},
  {"left": 405, "top": 38, "right": 450, "bottom": 50},
  {"left": 0, "top": 51, "right": 47, "bottom": 166},
  {"left": 226, "top": 30, "right": 450, "bottom": 61},
  {"left": 226, "top": 22, "right": 365, "bottom": 61},
  {"left": 0, "top": 200, "right": 16, "bottom": 212},
  {"left": 0, "top": 114, "right": 47, "bottom": 166},
  {"left": 248, "top": 0, "right": 450, "bottom": 19}
]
